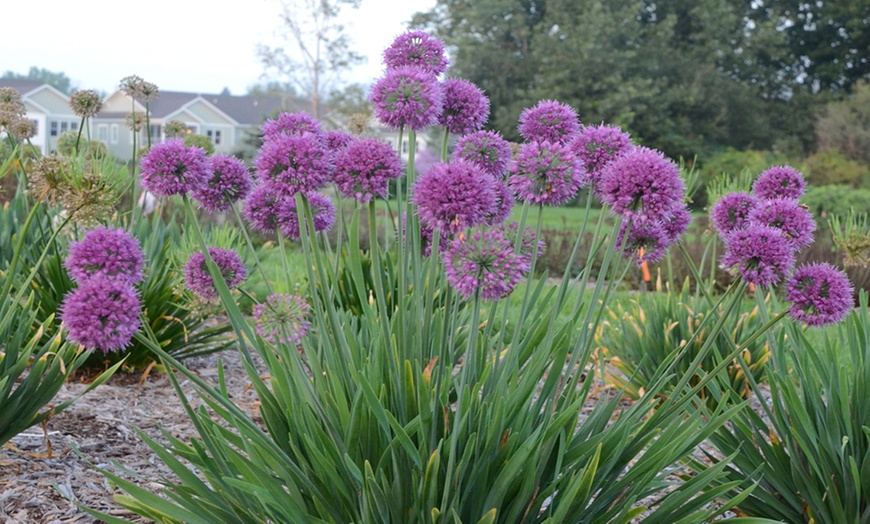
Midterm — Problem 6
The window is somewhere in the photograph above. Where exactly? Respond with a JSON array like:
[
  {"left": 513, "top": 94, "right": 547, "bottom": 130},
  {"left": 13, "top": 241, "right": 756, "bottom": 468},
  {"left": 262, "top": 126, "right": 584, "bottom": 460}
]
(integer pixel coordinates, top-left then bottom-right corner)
[
  {"left": 60, "top": 121, "right": 69, "bottom": 133},
  {"left": 110, "top": 124, "right": 119, "bottom": 144},
  {"left": 149, "top": 124, "right": 161, "bottom": 143},
  {"left": 50, "top": 121, "right": 58, "bottom": 137},
  {"left": 97, "top": 124, "right": 108, "bottom": 142},
  {"left": 206, "top": 129, "right": 222, "bottom": 145},
  {"left": 71, "top": 121, "right": 78, "bottom": 131}
]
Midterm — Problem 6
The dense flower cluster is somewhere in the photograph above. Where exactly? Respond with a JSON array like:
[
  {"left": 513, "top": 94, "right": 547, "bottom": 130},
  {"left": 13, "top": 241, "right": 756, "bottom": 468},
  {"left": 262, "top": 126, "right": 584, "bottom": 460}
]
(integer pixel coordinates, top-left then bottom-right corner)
[
  {"left": 66, "top": 227, "right": 145, "bottom": 285},
  {"left": 518, "top": 100, "right": 581, "bottom": 144},
  {"left": 507, "top": 222, "right": 546, "bottom": 267},
  {"left": 438, "top": 78, "right": 489, "bottom": 135},
  {"left": 70, "top": 89, "right": 103, "bottom": 119},
  {"left": 484, "top": 180, "right": 515, "bottom": 226},
  {"left": 261, "top": 112, "right": 322, "bottom": 142},
  {"left": 786, "top": 263, "right": 854, "bottom": 326},
  {"left": 662, "top": 206, "right": 692, "bottom": 245},
  {"left": 192, "top": 154, "right": 252, "bottom": 212},
  {"left": 184, "top": 248, "right": 247, "bottom": 300},
  {"left": 383, "top": 30, "right": 449, "bottom": 76},
  {"left": 570, "top": 124, "right": 633, "bottom": 188},
  {"left": 254, "top": 293, "right": 311, "bottom": 345},
  {"left": 509, "top": 140, "right": 585, "bottom": 206},
  {"left": 617, "top": 219, "right": 669, "bottom": 265},
  {"left": 277, "top": 192, "right": 336, "bottom": 240},
  {"left": 140, "top": 139, "right": 211, "bottom": 196},
  {"left": 61, "top": 277, "right": 142, "bottom": 353},
  {"left": 443, "top": 227, "right": 528, "bottom": 300},
  {"left": 710, "top": 192, "right": 759, "bottom": 236},
  {"left": 333, "top": 138, "right": 403, "bottom": 203},
  {"left": 413, "top": 161, "right": 496, "bottom": 235},
  {"left": 721, "top": 225, "right": 795, "bottom": 287},
  {"left": 752, "top": 165, "right": 806, "bottom": 200},
  {"left": 255, "top": 133, "right": 330, "bottom": 195},
  {"left": 243, "top": 184, "right": 285, "bottom": 233},
  {"left": 324, "top": 129, "right": 354, "bottom": 154},
  {"left": 748, "top": 198, "right": 815, "bottom": 249},
  {"left": 599, "top": 147, "right": 684, "bottom": 222},
  {"left": 370, "top": 67, "right": 443, "bottom": 131},
  {"left": 453, "top": 130, "right": 512, "bottom": 179}
]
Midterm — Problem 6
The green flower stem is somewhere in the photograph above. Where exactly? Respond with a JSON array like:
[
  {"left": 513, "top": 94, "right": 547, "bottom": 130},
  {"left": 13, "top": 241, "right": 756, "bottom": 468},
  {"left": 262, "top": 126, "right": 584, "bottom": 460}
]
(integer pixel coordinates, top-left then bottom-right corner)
[
  {"left": 276, "top": 232, "right": 292, "bottom": 293},
  {"left": 228, "top": 201, "right": 272, "bottom": 295},
  {"left": 145, "top": 102, "right": 151, "bottom": 149},
  {"left": 368, "top": 200, "right": 393, "bottom": 344},
  {"left": 441, "top": 126, "right": 449, "bottom": 161},
  {"left": 74, "top": 116, "right": 85, "bottom": 152},
  {"left": 421, "top": 228, "right": 441, "bottom": 353}
]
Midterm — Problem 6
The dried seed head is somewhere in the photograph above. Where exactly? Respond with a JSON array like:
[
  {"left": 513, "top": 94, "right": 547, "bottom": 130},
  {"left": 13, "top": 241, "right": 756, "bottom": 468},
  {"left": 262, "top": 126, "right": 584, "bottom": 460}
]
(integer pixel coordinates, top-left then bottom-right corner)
[{"left": 70, "top": 89, "right": 103, "bottom": 118}]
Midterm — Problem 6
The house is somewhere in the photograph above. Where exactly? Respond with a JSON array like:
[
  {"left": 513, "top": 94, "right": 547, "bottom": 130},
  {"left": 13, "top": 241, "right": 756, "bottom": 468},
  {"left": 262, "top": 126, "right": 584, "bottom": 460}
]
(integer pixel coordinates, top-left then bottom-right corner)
[{"left": 0, "top": 79, "right": 81, "bottom": 155}]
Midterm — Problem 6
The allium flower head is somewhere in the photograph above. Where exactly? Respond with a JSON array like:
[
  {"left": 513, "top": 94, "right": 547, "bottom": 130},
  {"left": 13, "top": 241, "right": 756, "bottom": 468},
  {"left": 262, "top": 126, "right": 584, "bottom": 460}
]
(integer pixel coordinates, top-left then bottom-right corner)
[
  {"left": 509, "top": 140, "right": 585, "bottom": 206},
  {"left": 662, "top": 205, "right": 692, "bottom": 245},
  {"left": 0, "top": 87, "right": 22, "bottom": 105},
  {"left": 70, "top": 90, "right": 103, "bottom": 118},
  {"left": 453, "top": 130, "right": 512, "bottom": 179},
  {"left": 185, "top": 248, "right": 247, "bottom": 300},
  {"left": 484, "top": 179, "right": 515, "bottom": 225},
  {"left": 722, "top": 224, "right": 795, "bottom": 287},
  {"left": 570, "top": 124, "right": 633, "bottom": 187},
  {"left": 126, "top": 111, "right": 146, "bottom": 132},
  {"left": 192, "top": 154, "right": 253, "bottom": 212},
  {"left": 261, "top": 112, "right": 323, "bottom": 142},
  {"left": 749, "top": 198, "right": 815, "bottom": 249},
  {"left": 370, "top": 66, "right": 442, "bottom": 131},
  {"left": 413, "top": 161, "right": 496, "bottom": 235},
  {"left": 710, "top": 192, "right": 759, "bottom": 236},
  {"left": 119, "top": 75, "right": 144, "bottom": 98},
  {"left": 254, "top": 293, "right": 311, "bottom": 345},
  {"left": 255, "top": 133, "right": 331, "bottom": 196},
  {"left": 443, "top": 227, "right": 528, "bottom": 301},
  {"left": 518, "top": 100, "right": 581, "bottom": 144},
  {"left": 243, "top": 184, "right": 288, "bottom": 233},
  {"left": 9, "top": 118, "right": 37, "bottom": 141},
  {"left": 66, "top": 227, "right": 144, "bottom": 285},
  {"left": 277, "top": 192, "right": 336, "bottom": 240},
  {"left": 438, "top": 78, "right": 489, "bottom": 135},
  {"left": 786, "top": 263, "right": 854, "bottom": 327},
  {"left": 163, "top": 119, "right": 188, "bottom": 138},
  {"left": 507, "top": 221, "right": 546, "bottom": 266},
  {"left": 753, "top": 165, "right": 806, "bottom": 200},
  {"left": 333, "top": 137, "right": 403, "bottom": 203},
  {"left": 140, "top": 139, "right": 211, "bottom": 196},
  {"left": 599, "top": 147, "right": 685, "bottom": 222},
  {"left": 383, "top": 30, "right": 449, "bottom": 76},
  {"left": 61, "top": 277, "right": 141, "bottom": 353},
  {"left": 617, "top": 219, "right": 669, "bottom": 265},
  {"left": 324, "top": 129, "right": 354, "bottom": 153}
]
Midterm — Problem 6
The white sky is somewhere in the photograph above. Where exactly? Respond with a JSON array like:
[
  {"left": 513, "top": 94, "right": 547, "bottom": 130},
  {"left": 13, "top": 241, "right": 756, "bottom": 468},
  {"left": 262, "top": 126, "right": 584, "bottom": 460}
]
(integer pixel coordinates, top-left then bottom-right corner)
[{"left": 2, "top": 0, "right": 437, "bottom": 95}]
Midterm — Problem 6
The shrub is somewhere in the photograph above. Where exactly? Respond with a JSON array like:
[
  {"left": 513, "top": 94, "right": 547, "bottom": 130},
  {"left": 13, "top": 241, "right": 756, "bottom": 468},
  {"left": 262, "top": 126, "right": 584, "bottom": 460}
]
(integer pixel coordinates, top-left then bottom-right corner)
[
  {"left": 801, "top": 147, "right": 869, "bottom": 187},
  {"left": 803, "top": 185, "right": 870, "bottom": 219},
  {"left": 183, "top": 133, "right": 215, "bottom": 155}
]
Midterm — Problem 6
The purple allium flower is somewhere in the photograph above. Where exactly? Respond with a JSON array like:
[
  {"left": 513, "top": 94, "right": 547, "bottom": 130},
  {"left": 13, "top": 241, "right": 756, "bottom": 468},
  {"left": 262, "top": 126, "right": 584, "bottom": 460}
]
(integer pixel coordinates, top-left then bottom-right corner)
[
  {"left": 484, "top": 179, "right": 515, "bottom": 225},
  {"left": 324, "top": 129, "right": 354, "bottom": 155},
  {"left": 140, "top": 139, "right": 211, "bottom": 197},
  {"left": 710, "top": 192, "right": 759, "bottom": 236},
  {"left": 507, "top": 221, "right": 546, "bottom": 267},
  {"left": 243, "top": 184, "right": 288, "bottom": 233},
  {"left": 383, "top": 30, "right": 449, "bottom": 76},
  {"left": 753, "top": 165, "right": 806, "bottom": 200},
  {"left": 786, "top": 263, "right": 854, "bottom": 327},
  {"left": 277, "top": 192, "right": 336, "bottom": 240},
  {"left": 599, "top": 147, "right": 685, "bottom": 222},
  {"left": 61, "top": 277, "right": 141, "bottom": 353},
  {"left": 370, "top": 67, "right": 443, "bottom": 131},
  {"left": 617, "top": 219, "right": 669, "bottom": 265},
  {"left": 254, "top": 293, "right": 311, "bottom": 345},
  {"left": 722, "top": 224, "right": 795, "bottom": 287},
  {"left": 517, "top": 100, "right": 581, "bottom": 144},
  {"left": 413, "top": 161, "right": 496, "bottom": 235},
  {"left": 443, "top": 227, "right": 528, "bottom": 301},
  {"left": 415, "top": 148, "right": 438, "bottom": 176},
  {"left": 261, "top": 112, "right": 322, "bottom": 142},
  {"left": 509, "top": 140, "right": 585, "bottom": 206},
  {"left": 570, "top": 124, "right": 633, "bottom": 188},
  {"left": 438, "top": 78, "right": 489, "bottom": 135},
  {"left": 192, "top": 154, "right": 252, "bottom": 213},
  {"left": 661, "top": 205, "right": 692, "bottom": 245},
  {"left": 66, "top": 227, "right": 145, "bottom": 285},
  {"left": 184, "top": 248, "right": 247, "bottom": 300},
  {"left": 749, "top": 198, "right": 816, "bottom": 250},
  {"left": 453, "top": 130, "right": 512, "bottom": 179},
  {"left": 333, "top": 137, "right": 403, "bottom": 203},
  {"left": 255, "top": 133, "right": 331, "bottom": 196}
]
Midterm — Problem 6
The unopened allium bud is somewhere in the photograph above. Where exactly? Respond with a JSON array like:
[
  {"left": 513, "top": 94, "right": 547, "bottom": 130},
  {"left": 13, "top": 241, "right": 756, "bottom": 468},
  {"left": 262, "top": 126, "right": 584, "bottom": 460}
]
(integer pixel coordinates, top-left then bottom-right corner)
[
  {"left": 9, "top": 117, "right": 36, "bottom": 140},
  {"left": 126, "top": 111, "right": 146, "bottom": 132},
  {"left": 70, "top": 89, "right": 103, "bottom": 118}
]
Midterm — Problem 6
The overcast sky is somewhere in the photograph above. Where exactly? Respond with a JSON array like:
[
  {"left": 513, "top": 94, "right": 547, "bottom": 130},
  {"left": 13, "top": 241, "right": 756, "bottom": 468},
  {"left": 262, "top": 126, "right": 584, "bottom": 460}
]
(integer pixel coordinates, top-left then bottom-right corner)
[{"left": 3, "top": 0, "right": 436, "bottom": 95}]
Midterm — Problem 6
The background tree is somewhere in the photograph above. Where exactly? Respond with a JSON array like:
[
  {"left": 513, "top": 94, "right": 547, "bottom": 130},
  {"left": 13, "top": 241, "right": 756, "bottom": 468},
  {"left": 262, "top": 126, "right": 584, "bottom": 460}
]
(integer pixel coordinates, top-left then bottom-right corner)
[
  {"left": 1, "top": 67, "right": 77, "bottom": 95},
  {"left": 257, "top": 0, "right": 364, "bottom": 119}
]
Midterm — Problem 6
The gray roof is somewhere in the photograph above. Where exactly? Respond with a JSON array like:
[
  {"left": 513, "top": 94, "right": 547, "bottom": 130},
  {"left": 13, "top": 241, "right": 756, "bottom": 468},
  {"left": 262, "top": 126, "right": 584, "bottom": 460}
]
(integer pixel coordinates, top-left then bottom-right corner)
[
  {"left": 141, "top": 91, "right": 290, "bottom": 125},
  {"left": 0, "top": 79, "right": 53, "bottom": 96}
]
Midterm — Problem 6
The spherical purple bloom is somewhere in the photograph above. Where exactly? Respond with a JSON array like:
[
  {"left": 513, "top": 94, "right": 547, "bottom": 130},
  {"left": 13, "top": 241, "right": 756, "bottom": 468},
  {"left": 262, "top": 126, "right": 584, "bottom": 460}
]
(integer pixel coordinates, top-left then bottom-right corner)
[
  {"left": 383, "top": 30, "right": 449, "bottom": 76},
  {"left": 185, "top": 248, "right": 247, "bottom": 300},
  {"left": 518, "top": 100, "right": 581, "bottom": 144},
  {"left": 277, "top": 192, "right": 336, "bottom": 240},
  {"left": 507, "top": 221, "right": 546, "bottom": 267},
  {"left": 786, "top": 263, "right": 854, "bottom": 327},
  {"left": 722, "top": 224, "right": 795, "bottom": 287},
  {"left": 333, "top": 137, "right": 403, "bottom": 203},
  {"left": 617, "top": 219, "right": 669, "bottom": 266},
  {"left": 261, "top": 112, "right": 322, "bottom": 142},
  {"left": 509, "top": 140, "right": 585, "bottom": 206},
  {"left": 413, "top": 161, "right": 496, "bottom": 235},
  {"left": 443, "top": 227, "right": 528, "bottom": 301},
  {"left": 255, "top": 133, "right": 331, "bottom": 196},
  {"left": 749, "top": 198, "right": 816, "bottom": 250},
  {"left": 61, "top": 277, "right": 141, "bottom": 353},
  {"left": 66, "top": 226, "right": 144, "bottom": 285},
  {"left": 399, "top": 212, "right": 439, "bottom": 257},
  {"left": 415, "top": 148, "right": 438, "bottom": 176},
  {"left": 453, "top": 130, "right": 512, "bottom": 179},
  {"left": 243, "top": 184, "right": 287, "bottom": 233},
  {"left": 753, "top": 165, "right": 806, "bottom": 200},
  {"left": 140, "top": 139, "right": 211, "bottom": 196},
  {"left": 324, "top": 129, "right": 354, "bottom": 155},
  {"left": 438, "top": 78, "right": 489, "bottom": 136},
  {"left": 254, "top": 293, "right": 311, "bottom": 345},
  {"left": 484, "top": 179, "right": 515, "bottom": 225},
  {"left": 710, "top": 192, "right": 759, "bottom": 236},
  {"left": 661, "top": 205, "right": 692, "bottom": 245},
  {"left": 370, "top": 67, "right": 442, "bottom": 131},
  {"left": 599, "top": 147, "right": 685, "bottom": 222},
  {"left": 192, "top": 154, "right": 252, "bottom": 213},
  {"left": 570, "top": 124, "right": 633, "bottom": 188}
]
